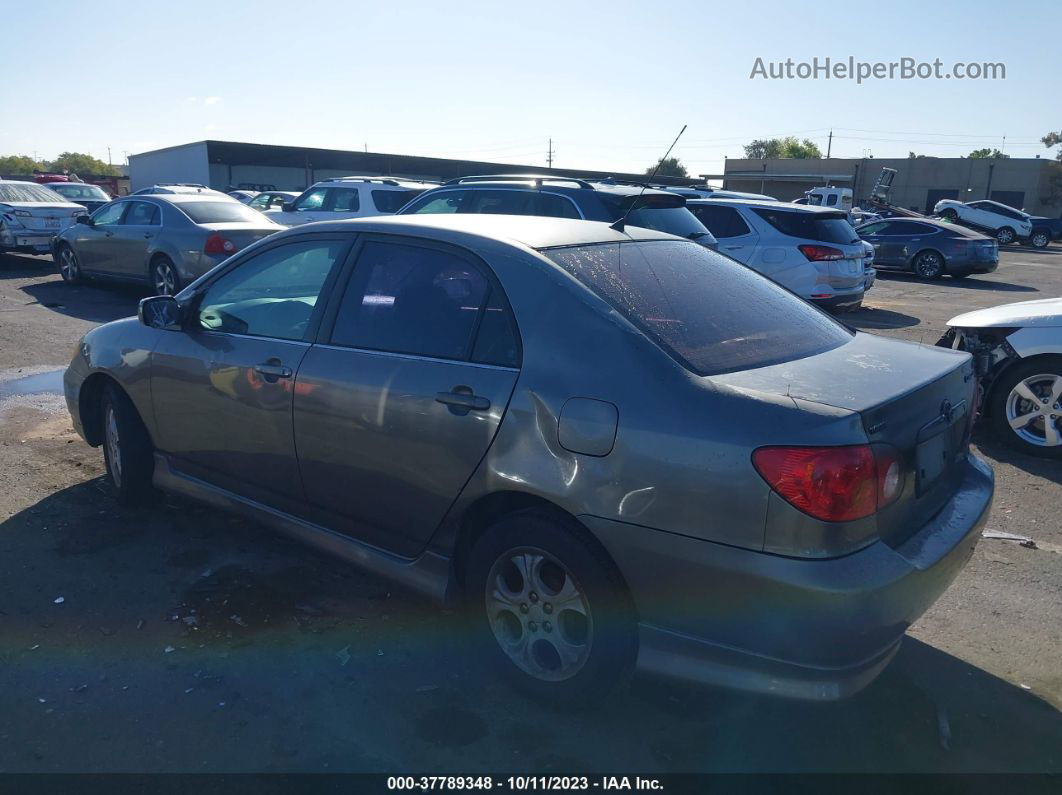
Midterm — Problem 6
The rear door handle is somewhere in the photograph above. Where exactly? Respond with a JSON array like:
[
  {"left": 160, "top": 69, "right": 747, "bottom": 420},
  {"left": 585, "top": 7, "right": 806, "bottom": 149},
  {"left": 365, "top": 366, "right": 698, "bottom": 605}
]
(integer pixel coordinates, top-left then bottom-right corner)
[
  {"left": 723, "top": 245, "right": 743, "bottom": 250},
  {"left": 436, "top": 386, "right": 490, "bottom": 414},
  {"left": 144, "top": 233, "right": 154, "bottom": 239},
  {"left": 254, "top": 361, "right": 293, "bottom": 381}
]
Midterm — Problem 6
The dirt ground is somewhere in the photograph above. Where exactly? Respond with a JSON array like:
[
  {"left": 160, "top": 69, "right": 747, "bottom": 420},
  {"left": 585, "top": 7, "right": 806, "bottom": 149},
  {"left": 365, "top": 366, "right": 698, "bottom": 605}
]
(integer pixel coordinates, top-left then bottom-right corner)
[{"left": 0, "top": 249, "right": 1059, "bottom": 774}]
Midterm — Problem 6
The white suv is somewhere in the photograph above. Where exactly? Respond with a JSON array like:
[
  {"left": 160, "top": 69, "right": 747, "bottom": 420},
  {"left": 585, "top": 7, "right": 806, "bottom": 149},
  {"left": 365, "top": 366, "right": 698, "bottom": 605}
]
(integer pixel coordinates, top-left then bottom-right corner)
[
  {"left": 687, "top": 199, "right": 869, "bottom": 311},
  {"left": 933, "top": 199, "right": 1033, "bottom": 245},
  {"left": 264, "top": 176, "right": 438, "bottom": 227}
]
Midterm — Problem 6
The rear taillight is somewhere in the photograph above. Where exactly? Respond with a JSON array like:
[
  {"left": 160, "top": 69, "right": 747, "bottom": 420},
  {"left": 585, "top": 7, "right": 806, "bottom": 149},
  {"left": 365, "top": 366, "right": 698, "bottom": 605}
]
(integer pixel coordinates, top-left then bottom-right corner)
[
  {"left": 798, "top": 244, "right": 844, "bottom": 261},
  {"left": 204, "top": 233, "right": 236, "bottom": 255},
  {"left": 752, "top": 444, "right": 903, "bottom": 523}
]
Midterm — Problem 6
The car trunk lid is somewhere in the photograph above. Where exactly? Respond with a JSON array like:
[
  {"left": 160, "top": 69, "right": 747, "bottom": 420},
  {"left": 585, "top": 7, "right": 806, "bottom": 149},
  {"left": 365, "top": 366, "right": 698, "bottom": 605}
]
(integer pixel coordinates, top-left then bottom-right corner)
[
  {"left": 199, "top": 223, "right": 278, "bottom": 251},
  {"left": 2, "top": 202, "right": 82, "bottom": 232},
  {"left": 715, "top": 332, "right": 977, "bottom": 548}
]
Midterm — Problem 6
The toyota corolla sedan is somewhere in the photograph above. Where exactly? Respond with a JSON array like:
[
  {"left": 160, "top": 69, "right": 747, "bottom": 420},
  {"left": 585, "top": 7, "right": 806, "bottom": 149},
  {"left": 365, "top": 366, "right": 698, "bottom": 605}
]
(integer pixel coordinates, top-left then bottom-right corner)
[
  {"left": 0, "top": 181, "right": 85, "bottom": 254},
  {"left": 52, "top": 194, "right": 281, "bottom": 295},
  {"left": 63, "top": 215, "right": 993, "bottom": 702}
]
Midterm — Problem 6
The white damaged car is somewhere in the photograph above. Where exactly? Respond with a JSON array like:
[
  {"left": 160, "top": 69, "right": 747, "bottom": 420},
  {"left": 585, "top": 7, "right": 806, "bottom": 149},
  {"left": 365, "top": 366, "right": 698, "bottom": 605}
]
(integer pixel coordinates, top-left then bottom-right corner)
[
  {"left": 0, "top": 181, "right": 86, "bottom": 255},
  {"left": 939, "top": 297, "right": 1062, "bottom": 457}
]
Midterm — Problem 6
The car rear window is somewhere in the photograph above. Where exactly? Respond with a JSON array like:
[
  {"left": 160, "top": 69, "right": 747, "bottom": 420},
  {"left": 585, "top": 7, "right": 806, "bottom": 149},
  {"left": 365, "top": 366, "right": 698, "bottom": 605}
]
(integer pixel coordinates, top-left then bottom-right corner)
[
  {"left": 0, "top": 183, "right": 67, "bottom": 203},
  {"left": 544, "top": 240, "right": 852, "bottom": 376},
  {"left": 752, "top": 208, "right": 858, "bottom": 244},
  {"left": 177, "top": 202, "right": 265, "bottom": 224},
  {"left": 599, "top": 195, "right": 712, "bottom": 240}
]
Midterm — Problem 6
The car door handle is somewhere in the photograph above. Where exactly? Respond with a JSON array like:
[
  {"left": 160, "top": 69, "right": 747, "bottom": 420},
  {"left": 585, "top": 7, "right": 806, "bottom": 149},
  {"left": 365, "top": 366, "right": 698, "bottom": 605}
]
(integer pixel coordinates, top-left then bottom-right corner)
[
  {"left": 254, "top": 361, "right": 293, "bottom": 381},
  {"left": 436, "top": 386, "right": 490, "bottom": 414},
  {"left": 723, "top": 244, "right": 744, "bottom": 250},
  {"left": 144, "top": 233, "right": 154, "bottom": 239},
  {"left": 104, "top": 230, "right": 114, "bottom": 237}
]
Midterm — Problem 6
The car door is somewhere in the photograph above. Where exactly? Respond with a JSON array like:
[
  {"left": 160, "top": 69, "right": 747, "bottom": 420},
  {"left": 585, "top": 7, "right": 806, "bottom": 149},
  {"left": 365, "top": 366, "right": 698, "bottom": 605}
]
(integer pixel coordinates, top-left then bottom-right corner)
[
  {"left": 689, "top": 204, "right": 759, "bottom": 262},
  {"left": 276, "top": 186, "right": 329, "bottom": 226},
  {"left": 150, "top": 234, "right": 353, "bottom": 510},
  {"left": 73, "top": 201, "right": 128, "bottom": 273},
  {"left": 857, "top": 221, "right": 892, "bottom": 263},
  {"left": 292, "top": 236, "right": 521, "bottom": 557},
  {"left": 106, "top": 200, "right": 161, "bottom": 278},
  {"left": 964, "top": 201, "right": 994, "bottom": 229}
]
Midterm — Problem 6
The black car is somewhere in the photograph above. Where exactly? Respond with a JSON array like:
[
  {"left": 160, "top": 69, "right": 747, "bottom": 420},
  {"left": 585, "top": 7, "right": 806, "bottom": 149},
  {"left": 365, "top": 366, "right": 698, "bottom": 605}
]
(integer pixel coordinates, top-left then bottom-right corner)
[
  {"left": 396, "top": 175, "right": 718, "bottom": 248},
  {"left": 43, "top": 182, "right": 113, "bottom": 214},
  {"left": 856, "top": 218, "right": 998, "bottom": 279},
  {"left": 1028, "top": 216, "right": 1062, "bottom": 249}
]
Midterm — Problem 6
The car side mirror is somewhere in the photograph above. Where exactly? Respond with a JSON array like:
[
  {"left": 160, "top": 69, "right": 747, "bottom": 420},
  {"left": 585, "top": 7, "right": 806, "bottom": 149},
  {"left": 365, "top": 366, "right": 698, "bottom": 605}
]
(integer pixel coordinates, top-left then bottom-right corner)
[
  {"left": 138, "top": 295, "right": 183, "bottom": 331},
  {"left": 281, "top": 202, "right": 296, "bottom": 212},
  {"left": 76, "top": 215, "right": 93, "bottom": 226}
]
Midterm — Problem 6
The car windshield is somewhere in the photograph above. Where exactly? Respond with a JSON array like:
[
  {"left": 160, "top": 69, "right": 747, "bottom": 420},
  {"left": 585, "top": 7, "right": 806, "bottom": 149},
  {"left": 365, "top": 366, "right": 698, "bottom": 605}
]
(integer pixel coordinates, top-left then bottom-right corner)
[
  {"left": 50, "top": 184, "right": 110, "bottom": 201},
  {"left": 177, "top": 201, "right": 267, "bottom": 224},
  {"left": 544, "top": 240, "right": 852, "bottom": 375},
  {"left": 0, "top": 183, "right": 67, "bottom": 203}
]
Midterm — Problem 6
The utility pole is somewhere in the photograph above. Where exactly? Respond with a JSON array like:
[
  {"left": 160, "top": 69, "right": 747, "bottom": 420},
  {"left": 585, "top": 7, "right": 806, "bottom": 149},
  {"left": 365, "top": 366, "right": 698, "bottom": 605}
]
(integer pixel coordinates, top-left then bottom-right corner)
[
  {"left": 107, "top": 147, "right": 112, "bottom": 166},
  {"left": 546, "top": 138, "right": 555, "bottom": 169},
  {"left": 826, "top": 129, "right": 833, "bottom": 158},
  {"left": 1000, "top": 135, "right": 1006, "bottom": 156}
]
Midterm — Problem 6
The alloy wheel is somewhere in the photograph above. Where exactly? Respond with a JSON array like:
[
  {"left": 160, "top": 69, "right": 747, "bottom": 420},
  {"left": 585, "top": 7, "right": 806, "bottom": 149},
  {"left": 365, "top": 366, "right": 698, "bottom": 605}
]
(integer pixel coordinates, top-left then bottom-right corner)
[
  {"left": 153, "top": 261, "right": 177, "bottom": 296},
  {"left": 1006, "top": 373, "right": 1062, "bottom": 447},
  {"left": 1031, "top": 231, "right": 1049, "bottom": 249},
  {"left": 997, "top": 228, "right": 1015, "bottom": 245},
  {"left": 485, "top": 547, "right": 593, "bottom": 682},
  {"left": 105, "top": 405, "right": 122, "bottom": 487},
  {"left": 59, "top": 248, "right": 80, "bottom": 282},
  {"left": 915, "top": 252, "right": 943, "bottom": 279}
]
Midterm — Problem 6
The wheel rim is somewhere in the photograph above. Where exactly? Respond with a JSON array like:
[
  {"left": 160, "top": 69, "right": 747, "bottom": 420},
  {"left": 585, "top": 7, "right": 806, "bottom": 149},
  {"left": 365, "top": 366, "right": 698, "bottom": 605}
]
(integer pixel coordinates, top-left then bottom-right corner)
[
  {"left": 105, "top": 405, "right": 122, "bottom": 486},
  {"left": 998, "top": 228, "right": 1014, "bottom": 244},
  {"left": 153, "top": 262, "right": 176, "bottom": 295},
  {"left": 1005, "top": 373, "right": 1062, "bottom": 447},
  {"left": 915, "top": 253, "right": 942, "bottom": 278},
  {"left": 485, "top": 547, "right": 592, "bottom": 682},
  {"left": 1032, "top": 232, "right": 1048, "bottom": 248},
  {"left": 60, "top": 248, "right": 79, "bottom": 281}
]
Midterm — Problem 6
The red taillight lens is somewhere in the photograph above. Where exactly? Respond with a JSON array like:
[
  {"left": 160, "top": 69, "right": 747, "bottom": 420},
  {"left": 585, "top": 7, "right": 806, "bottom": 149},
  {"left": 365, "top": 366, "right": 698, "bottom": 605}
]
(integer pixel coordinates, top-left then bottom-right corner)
[
  {"left": 798, "top": 244, "right": 845, "bottom": 261},
  {"left": 204, "top": 233, "right": 236, "bottom": 255},
  {"left": 753, "top": 444, "right": 902, "bottom": 523}
]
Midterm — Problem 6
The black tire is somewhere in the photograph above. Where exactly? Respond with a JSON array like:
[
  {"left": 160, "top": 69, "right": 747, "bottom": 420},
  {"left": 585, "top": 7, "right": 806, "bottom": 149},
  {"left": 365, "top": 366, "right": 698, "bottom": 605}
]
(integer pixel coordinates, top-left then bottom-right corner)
[
  {"left": 995, "top": 226, "right": 1016, "bottom": 246},
  {"left": 1030, "top": 230, "right": 1050, "bottom": 249},
  {"left": 150, "top": 256, "right": 180, "bottom": 296},
  {"left": 939, "top": 208, "right": 958, "bottom": 222},
  {"left": 912, "top": 250, "right": 945, "bottom": 279},
  {"left": 57, "top": 245, "right": 82, "bottom": 284},
  {"left": 466, "top": 510, "right": 637, "bottom": 705},
  {"left": 988, "top": 356, "right": 1062, "bottom": 460},
  {"left": 101, "top": 384, "right": 157, "bottom": 504}
]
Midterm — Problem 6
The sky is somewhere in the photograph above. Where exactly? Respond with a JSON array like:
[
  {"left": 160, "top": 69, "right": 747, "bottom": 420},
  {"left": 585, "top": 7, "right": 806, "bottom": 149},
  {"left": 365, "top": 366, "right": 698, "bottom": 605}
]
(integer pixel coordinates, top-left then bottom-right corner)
[{"left": 3, "top": 0, "right": 1060, "bottom": 177}]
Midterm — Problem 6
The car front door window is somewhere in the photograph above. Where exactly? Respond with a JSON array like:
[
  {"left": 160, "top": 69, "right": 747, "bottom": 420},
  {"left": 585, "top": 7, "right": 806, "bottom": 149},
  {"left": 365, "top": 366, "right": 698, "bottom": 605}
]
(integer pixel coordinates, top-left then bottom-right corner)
[
  {"left": 294, "top": 188, "right": 327, "bottom": 212},
  {"left": 92, "top": 202, "right": 127, "bottom": 226}
]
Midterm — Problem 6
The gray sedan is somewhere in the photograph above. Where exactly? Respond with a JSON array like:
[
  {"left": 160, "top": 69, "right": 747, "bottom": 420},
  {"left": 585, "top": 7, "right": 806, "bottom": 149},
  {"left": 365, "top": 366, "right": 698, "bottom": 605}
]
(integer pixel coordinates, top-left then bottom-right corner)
[
  {"left": 63, "top": 215, "right": 993, "bottom": 702},
  {"left": 53, "top": 195, "right": 281, "bottom": 295}
]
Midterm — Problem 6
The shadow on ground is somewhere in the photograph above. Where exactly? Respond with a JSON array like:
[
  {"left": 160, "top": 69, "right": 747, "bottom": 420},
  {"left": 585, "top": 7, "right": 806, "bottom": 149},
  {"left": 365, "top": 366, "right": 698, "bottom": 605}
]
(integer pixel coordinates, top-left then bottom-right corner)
[
  {"left": 0, "top": 479, "right": 1059, "bottom": 773},
  {"left": 972, "top": 426, "right": 1062, "bottom": 485},
  {"left": 874, "top": 271, "right": 1039, "bottom": 293},
  {"left": 20, "top": 277, "right": 144, "bottom": 325}
]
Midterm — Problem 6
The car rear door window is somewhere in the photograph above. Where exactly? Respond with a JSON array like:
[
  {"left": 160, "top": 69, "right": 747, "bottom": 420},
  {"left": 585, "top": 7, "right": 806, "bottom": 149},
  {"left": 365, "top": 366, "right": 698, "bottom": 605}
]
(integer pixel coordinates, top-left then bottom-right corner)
[
  {"left": 544, "top": 240, "right": 851, "bottom": 376},
  {"left": 463, "top": 190, "right": 538, "bottom": 216},
  {"left": 536, "top": 193, "right": 581, "bottom": 219},
  {"left": 885, "top": 221, "right": 933, "bottom": 236},
  {"left": 752, "top": 208, "right": 857, "bottom": 244},
  {"left": 403, "top": 191, "right": 466, "bottom": 214},
  {"left": 197, "top": 239, "right": 346, "bottom": 341},
  {"left": 690, "top": 204, "right": 751, "bottom": 238},
  {"left": 331, "top": 240, "right": 514, "bottom": 364},
  {"left": 372, "top": 189, "right": 424, "bottom": 213},
  {"left": 121, "top": 201, "right": 160, "bottom": 225},
  {"left": 330, "top": 188, "right": 360, "bottom": 212}
]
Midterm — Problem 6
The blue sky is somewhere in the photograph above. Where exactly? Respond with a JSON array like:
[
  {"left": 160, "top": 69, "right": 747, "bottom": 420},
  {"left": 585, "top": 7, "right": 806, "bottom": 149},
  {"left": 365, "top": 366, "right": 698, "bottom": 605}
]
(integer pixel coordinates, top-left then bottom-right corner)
[{"left": 3, "top": 0, "right": 1059, "bottom": 175}]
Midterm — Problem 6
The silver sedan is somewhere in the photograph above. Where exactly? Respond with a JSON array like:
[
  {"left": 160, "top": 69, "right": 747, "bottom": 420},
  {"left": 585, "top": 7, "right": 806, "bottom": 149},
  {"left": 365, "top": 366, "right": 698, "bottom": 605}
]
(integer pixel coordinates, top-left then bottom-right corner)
[{"left": 52, "top": 195, "right": 281, "bottom": 295}]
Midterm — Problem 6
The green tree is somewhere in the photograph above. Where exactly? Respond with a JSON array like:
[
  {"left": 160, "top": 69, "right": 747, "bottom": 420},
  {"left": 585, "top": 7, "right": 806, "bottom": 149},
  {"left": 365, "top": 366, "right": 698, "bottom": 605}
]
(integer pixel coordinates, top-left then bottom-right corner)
[
  {"left": 968, "top": 148, "right": 1009, "bottom": 159},
  {"left": 0, "top": 155, "right": 46, "bottom": 175},
  {"left": 47, "top": 152, "right": 119, "bottom": 176},
  {"left": 644, "top": 156, "right": 688, "bottom": 178},
  {"left": 743, "top": 136, "right": 821, "bottom": 159},
  {"left": 1042, "top": 131, "right": 1062, "bottom": 161}
]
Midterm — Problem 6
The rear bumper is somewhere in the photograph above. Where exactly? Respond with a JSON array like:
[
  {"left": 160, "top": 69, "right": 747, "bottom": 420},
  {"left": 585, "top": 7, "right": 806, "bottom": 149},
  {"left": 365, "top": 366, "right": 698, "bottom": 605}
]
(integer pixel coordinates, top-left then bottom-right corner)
[
  {"left": 0, "top": 227, "right": 55, "bottom": 251},
  {"left": 810, "top": 289, "right": 864, "bottom": 311},
  {"left": 949, "top": 257, "right": 999, "bottom": 275},
  {"left": 583, "top": 453, "right": 993, "bottom": 700}
]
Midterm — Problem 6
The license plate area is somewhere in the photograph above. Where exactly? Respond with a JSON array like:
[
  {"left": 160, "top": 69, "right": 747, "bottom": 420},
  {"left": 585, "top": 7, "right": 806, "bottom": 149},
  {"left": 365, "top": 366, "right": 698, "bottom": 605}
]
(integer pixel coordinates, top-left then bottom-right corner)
[{"left": 916, "top": 402, "right": 967, "bottom": 495}]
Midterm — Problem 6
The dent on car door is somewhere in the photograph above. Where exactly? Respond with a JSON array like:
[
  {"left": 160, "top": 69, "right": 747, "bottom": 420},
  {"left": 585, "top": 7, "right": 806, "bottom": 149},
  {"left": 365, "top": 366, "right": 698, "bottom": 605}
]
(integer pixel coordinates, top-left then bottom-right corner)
[
  {"left": 293, "top": 237, "right": 521, "bottom": 557},
  {"left": 149, "top": 235, "right": 352, "bottom": 510}
]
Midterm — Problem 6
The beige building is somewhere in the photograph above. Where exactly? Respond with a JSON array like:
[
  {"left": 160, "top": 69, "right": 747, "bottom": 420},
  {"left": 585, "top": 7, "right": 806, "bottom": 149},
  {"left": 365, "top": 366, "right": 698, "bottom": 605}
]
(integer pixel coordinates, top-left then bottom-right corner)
[{"left": 715, "top": 157, "right": 1062, "bottom": 217}]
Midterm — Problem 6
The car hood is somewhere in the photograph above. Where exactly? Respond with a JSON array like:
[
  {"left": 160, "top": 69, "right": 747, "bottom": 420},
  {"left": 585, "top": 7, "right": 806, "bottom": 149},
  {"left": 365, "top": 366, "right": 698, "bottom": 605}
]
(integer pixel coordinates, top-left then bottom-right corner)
[{"left": 947, "top": 297, "right": 1062, "bottom": 329}]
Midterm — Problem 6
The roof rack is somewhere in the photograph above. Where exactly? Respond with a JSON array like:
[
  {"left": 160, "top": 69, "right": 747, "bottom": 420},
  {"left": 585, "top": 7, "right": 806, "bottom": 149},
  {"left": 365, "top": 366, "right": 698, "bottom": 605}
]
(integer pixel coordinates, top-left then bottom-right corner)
[
  {"left": 327, "top": 176, "right": 441, "bottom": 186},
  {"left": 444, "top": 174, "right": 596, "bottom": 189},
  {"left": 158, "top": 182, "right": 208, "bottom": 187},
  {"left": 594, "top": 177, "right": 657, "bottom": 189}
]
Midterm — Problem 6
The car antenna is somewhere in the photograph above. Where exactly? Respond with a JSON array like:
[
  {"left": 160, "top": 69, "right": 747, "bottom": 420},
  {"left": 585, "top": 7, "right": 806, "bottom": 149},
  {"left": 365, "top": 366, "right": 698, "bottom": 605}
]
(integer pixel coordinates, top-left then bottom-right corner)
[{"left": 610, "top": 124, "right": 687, "bottom": 233}]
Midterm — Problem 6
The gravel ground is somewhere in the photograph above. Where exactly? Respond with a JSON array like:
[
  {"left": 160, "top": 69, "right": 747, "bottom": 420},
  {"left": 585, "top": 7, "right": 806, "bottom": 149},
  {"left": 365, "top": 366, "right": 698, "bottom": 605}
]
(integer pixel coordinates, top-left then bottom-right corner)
[{"left": 0, "top": 248, "right": 1058, "bottom": 774}]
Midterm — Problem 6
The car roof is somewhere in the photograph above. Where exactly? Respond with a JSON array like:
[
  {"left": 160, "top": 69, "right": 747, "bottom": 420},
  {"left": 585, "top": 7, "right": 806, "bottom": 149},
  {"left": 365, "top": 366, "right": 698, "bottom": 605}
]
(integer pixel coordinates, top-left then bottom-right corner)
[
  {"left": 284, "top": 213, "right": 682, "bottom": 250},
  {"left": 49, "top": 182, "right": 103, "bottom": 189},
  {"left": 120, "top": 193, "right": 235, "bottom": 205},
  {"left": 686, "top": 198, "right": 842, "bottom": 214},
  {"left": 438, "top": 176, "right": 677, "bottom": 199}
]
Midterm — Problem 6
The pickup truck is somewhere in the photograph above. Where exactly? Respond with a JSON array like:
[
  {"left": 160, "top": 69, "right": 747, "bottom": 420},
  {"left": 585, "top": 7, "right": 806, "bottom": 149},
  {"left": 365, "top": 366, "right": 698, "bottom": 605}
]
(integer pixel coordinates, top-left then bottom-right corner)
[{"left": 1028, "top": 216, "right": 1062, "bottom": 249}]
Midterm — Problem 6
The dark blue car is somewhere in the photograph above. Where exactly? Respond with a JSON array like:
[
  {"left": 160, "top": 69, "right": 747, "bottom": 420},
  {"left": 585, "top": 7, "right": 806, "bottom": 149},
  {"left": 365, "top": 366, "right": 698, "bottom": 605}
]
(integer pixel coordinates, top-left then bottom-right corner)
[{"left": 856, "top": 217, "right": 998, "bottom": 280}]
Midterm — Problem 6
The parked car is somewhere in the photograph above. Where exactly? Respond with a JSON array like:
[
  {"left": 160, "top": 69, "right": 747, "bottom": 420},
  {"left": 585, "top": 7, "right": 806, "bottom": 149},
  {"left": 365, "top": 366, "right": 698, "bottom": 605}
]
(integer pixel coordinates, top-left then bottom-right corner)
[
  {"left": 43, "top": 182, "right": 114, "bottom": 214},
  {"left": 227, "top": 190, "right": 259, "bottom": 204},
  {"left": 63, "top": 214, "right": 993, "bottom": 702},
  {"left": 654, "top": 185, "right": 777, "bottom": 201},
  {"left": 933, "top": 199, "right": 1033, "bottom": 245},
  {"left": 133, "top": 184, "right": 231, "bottom": 198},
  {"left": 397, "top": 175, "right": 717, "bottom": 248},
  {"left": 52, "top": 194, "right": 280, "bottom": 295},
  {"left": 939, "top": 297, "right": 1062, "bottom": 458},
  {"left": 861, "top": 239, "right": 877, "bottom": 292},
  {"left": 686, "top": 198, "right": 866, "bottom": 310},
  {"left": 1028, "top": 216, "right": 1062, "bottom": 249},
  {"left": 246, "top": 191, "right": 300, "bottom": 212},
  {"left": 0, "top": 181, "right": 85, "bottom": 254},
  {"left": 265, "top": 177, "right": 439, "bottom": 227},
  {"left": 855, "top": 218, "right": 999, "bottom": 279}
]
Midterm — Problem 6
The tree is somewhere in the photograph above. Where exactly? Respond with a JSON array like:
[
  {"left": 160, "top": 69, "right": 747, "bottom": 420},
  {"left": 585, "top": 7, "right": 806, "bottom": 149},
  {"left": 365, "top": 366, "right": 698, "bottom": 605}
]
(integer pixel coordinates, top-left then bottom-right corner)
[
  {"left": 645, "top": 156, "right": 688, "bottom": 178},
  {"left": 1043, "top": 131, "right": 1062, "bottom": 161},
  {"left": 743, "top": 136, "right": 821, "bottom": 159},
  {"left": 47, "top": 152, "right": 119, "bottom": 176},
  {"left": 0, "top": 155, "right": 46, "bottom": 175},
  {"left": 968, "top": 148, "right": 1009, "bottom": 159}
]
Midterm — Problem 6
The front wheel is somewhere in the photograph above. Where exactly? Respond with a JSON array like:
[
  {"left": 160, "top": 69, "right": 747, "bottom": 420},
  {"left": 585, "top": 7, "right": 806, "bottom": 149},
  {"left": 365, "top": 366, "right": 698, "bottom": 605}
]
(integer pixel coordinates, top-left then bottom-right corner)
[
  {"left": 58, "top": 245, "right": 81, "bottom": 283},
  {"left": 150, "top": 257, "right": 180, "bottom": 296},
  {"left": 1030, "top": 230, "right": 1050, "bottom": 249},
  {"left": 101, "top": 384, "right": 157, "bottom": 504},
  {"left": 467, "top": 511, "right": 637, "bottom": 705},
  {"left": 988, "top": 357, "right": 1062, "bottom": 459},
  {"left": 912, "top": 250, "right": 945, "bottom": 279},
  {"left": 996, "top": 227, "right": 1016, "bottom": 245}
]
